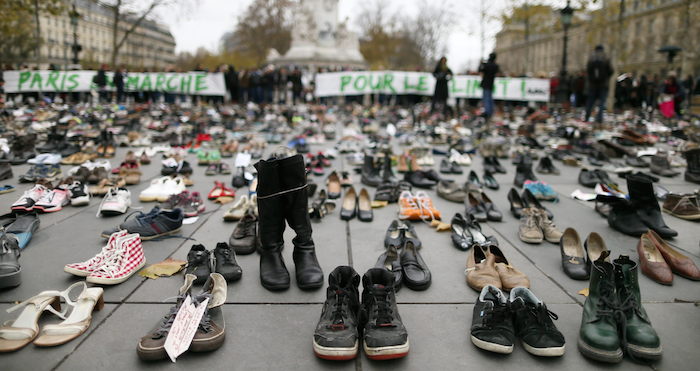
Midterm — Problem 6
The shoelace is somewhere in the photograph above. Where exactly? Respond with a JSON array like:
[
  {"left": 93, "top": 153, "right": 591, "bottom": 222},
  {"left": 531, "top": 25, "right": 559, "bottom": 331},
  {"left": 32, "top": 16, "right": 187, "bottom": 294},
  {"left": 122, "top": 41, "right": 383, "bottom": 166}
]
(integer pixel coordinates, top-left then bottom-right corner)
[
  {"left": 482, "top": 298, "right": 511, "bottom": 326},
  {"left": 96, "top": 188, "right": 126, "bottom": 217},
  {"left": 217, "top": 247, "right": 235, "bottom": 264},
  {"left": 153, "top": 296, "right": 185, "bottom": 337},
  {"left": 517, "top": 302, "right": 559, "bottom": 331},
  {"left": 328, "top": 289, "right": 351, "bottom": 330},
  {"left": 92, "top": 243, "right": 127, "bottom": 278},
  {"left": 369, "top": 285, "right": 394, "bottom": 327}
]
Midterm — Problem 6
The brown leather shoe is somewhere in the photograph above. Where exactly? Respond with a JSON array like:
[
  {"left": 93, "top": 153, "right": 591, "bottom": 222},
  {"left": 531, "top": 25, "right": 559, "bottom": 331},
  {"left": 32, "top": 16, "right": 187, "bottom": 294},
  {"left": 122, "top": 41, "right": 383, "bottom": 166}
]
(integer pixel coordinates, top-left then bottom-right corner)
[
  {"left": 489, "top": 245, "right": 530, "bottom": 290},
  {"left": 637, "top": 233, "right": 673, "bottom": 285},
  {"left": 646, "top": 230, "right": 700, "bottom": 281},
  {"left": 466, "top": 245, "right": 501, "bottom": 291},
  {"left": 662, "top": 193, "right": 700, "bottom": 220}
]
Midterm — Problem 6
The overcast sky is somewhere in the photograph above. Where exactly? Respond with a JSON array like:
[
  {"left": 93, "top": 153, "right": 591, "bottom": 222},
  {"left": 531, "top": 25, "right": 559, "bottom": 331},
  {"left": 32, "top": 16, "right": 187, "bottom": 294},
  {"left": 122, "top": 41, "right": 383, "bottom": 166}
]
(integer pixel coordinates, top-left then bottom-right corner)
[{"left": 155, "top": 0, "right": 577, "bottom": 72}]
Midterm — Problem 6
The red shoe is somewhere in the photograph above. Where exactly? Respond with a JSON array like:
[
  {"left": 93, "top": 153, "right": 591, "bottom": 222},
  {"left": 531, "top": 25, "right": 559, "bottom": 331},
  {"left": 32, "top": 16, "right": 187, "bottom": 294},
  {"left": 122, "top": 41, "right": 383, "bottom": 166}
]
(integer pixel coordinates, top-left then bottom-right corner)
[{"left": 208, "top": 181, "right": 235, "bottom": 200}]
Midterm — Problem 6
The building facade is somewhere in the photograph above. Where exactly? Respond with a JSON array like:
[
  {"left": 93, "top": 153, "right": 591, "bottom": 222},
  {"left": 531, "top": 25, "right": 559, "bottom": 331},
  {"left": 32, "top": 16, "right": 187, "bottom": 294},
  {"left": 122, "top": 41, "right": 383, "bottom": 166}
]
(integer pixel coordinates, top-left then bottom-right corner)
[
  {"left": 494, "top": 0, "right": 699, "bottom": 79},
  {"left": 38, "top": 0, "right": 176, "bottom": 70}
]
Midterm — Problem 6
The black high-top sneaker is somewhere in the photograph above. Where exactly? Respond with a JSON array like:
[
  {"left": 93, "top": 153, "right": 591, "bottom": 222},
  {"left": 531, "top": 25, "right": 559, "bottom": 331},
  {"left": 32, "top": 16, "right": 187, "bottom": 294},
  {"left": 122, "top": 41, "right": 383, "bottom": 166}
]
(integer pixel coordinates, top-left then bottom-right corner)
[
  {"left": 509, "top": 287, "right": 565, "bottom": 357},
  {"left": 313, "top": 266, "right": 361, "bottom": 361},
  {"left": 470, "top": 285, "right": 514, "bottom": 354},
  {"left": 360, "top": 268, "right": 409, "bottom": 360}
]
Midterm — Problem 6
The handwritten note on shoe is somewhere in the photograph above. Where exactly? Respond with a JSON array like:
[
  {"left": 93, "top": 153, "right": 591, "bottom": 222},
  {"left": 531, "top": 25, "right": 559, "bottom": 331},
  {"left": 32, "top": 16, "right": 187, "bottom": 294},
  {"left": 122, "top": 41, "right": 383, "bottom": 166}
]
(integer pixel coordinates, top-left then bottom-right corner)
[{"left": 164, "top": 295, "right": 209, "bottom": 362}]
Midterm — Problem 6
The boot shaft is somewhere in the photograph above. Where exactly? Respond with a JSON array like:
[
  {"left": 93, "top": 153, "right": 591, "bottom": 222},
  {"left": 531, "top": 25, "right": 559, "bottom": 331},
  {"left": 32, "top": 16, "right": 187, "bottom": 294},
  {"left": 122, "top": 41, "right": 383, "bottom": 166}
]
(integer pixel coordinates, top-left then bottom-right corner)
[
  {"left": 613, "top": 255, "right": 643, "bottom": 307},
  {"left": 626, "top": 174, "right": 657, "bottom": 205},
  {"left": 686, "top": 149, "right": 700, "bottom": 173}
]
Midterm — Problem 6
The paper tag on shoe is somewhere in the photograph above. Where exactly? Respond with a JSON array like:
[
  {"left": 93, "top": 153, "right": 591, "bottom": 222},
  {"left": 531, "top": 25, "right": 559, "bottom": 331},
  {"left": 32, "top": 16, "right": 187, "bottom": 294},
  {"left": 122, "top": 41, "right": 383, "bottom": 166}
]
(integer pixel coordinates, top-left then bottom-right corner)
[
  {"left": 164, "top": 295, "right": 210, "bottom": 362},
  {"left": 235, "top": 153, "right": 252, "bottom": 167}
]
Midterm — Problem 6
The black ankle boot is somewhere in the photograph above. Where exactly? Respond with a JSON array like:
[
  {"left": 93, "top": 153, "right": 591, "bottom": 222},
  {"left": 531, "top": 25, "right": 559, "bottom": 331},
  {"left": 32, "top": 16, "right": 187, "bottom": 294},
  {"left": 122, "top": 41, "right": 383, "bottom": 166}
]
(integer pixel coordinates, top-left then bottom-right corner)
[
  {"left": 607, "top": 199, "right": 648, "bottom": 237},
  {"left": 685, "top": 148, "right": 700, "bottom": 184},
  {"left": 381, "top": 155, "right": 397, "bottom": 183},
  {"left": 361, "top": 155, "right": 382, "bottom": 187},
  {"left": 278, "top": 155, "right": 323, "bottom": 290},
  {"left": 254, "top": 158, "right": 290, "bottom": 291},
  {"left": 514, "top": 157, "right": 537, "bottom": 188},
  {"left": 627, "top": 174, "right": 677, "bottom": 238}
]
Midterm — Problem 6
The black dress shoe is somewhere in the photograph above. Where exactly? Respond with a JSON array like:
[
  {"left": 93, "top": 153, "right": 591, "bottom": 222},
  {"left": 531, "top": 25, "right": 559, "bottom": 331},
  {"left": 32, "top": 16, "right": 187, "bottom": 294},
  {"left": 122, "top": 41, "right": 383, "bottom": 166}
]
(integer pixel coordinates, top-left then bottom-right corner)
[
  {"left": 482, "top": 171, "right": 499, "bottom": 190},
  {"left": 483, "top": 157, "right": 497, "bottom": 174},
  {"left": 400, "top": 240, "right": 431, "bottom": 290},
  {"left": 450, "top": 213, "right": 473, "bottom": 251},
  {"left": 185, "top": 244, "right": 212, "bottom": 284},
  {"left": 559, "top": 228, "right": 589, "bottom": 280},
  {"left": 451, "top": 161, "right": 463, "bottom": 174},
  {"left": 490, "top": 156, "right": 507, "bottom": 174},
  {"left": 480, "top": 192, "right": 503, "bottom": 222},
  {"left": 423, "top": 169, "right": 441, "bottom": 182},
  {"left": 439, "top": 159, "right": 453, "bottom": 174},
  {"left": 578, "top": 168, "right": 598, "bottom": 188},
  {"left": 340, "top": 187, "right": 357, "bottom": 220},
  {"left": 465, "top": 193, "right": 488, "bottom": 222},
  {"left": 508, "top": 188, "right": 525, "bottom": 219},
  {"left": 357, "top": 188, "right": 373, "bottom": 222},
  {"left": 625, "top": 155, "right": 649, "bottom": 168},
  {"left": 404, "top": 171, "right": 437, "bottom": 189},
  {"left": 467, "top": 171, "right": 482, "bottom": 189},
  {"left": 384, "top": 220, "right": 404, "bottom": 248},
  {"left": 521, "top": 188, "right": 554, "bottom": 219},
  {"left": 375, "top": 245, "right": 402, "bottom": 290}
]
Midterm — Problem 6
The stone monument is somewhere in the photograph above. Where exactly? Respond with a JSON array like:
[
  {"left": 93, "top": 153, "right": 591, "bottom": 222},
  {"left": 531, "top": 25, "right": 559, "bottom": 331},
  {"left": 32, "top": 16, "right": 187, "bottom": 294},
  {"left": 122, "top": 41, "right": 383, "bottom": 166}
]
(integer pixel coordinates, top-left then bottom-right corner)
[{"left": 269, "top": 0, "right": 366, "bottom": 69}]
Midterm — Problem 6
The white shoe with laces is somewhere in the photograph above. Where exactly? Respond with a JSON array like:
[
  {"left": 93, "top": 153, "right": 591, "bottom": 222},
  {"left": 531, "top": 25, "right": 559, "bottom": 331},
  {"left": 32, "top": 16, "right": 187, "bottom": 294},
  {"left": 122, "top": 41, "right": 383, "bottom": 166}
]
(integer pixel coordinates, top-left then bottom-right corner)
[
  {"left": 139, "top": 177, "right": 169, "bottom": 202},
  {"left": 98, "top": 187, "right": 131, "bottom": 216}
]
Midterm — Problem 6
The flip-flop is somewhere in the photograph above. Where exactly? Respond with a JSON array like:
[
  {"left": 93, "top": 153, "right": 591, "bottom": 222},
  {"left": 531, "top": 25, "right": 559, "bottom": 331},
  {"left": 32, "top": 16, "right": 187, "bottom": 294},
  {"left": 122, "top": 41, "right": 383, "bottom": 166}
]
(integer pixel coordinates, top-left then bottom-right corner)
[{"left": 0, "top": 185, "right": 15, "bottom": 194}]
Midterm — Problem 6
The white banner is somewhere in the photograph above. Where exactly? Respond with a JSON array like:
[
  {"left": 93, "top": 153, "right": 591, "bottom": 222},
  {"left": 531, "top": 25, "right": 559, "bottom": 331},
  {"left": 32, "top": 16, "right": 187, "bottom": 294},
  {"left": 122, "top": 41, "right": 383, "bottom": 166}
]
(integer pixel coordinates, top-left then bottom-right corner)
[
  {"left": 315, "top": 71, "right": 550, "bottom": 102},
  {"left": 3, "top": 70, "right": 226, "bottom": 96}
]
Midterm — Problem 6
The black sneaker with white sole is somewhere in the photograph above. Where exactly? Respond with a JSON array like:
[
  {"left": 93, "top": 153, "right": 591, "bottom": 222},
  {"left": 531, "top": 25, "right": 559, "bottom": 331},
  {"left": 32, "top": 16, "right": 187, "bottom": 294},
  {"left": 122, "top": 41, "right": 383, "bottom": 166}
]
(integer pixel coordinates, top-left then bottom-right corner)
[
  {"left": 313, "top": 266, "right": 361, "bottom": 361},
  {"left": 101, "top": 207, "right": 183, "bottom": 240},
  {"left": 68, "top": 181, "right": 90, "bottom": 206},
  {"left": 360, "top": 268, "right": 409, "bottom": 360},
  {"left": 509, "top": 287, "right": 566, "bottom": 357},
  {"left": 470, "top": 285, "right": 515, "bottom": 354}
]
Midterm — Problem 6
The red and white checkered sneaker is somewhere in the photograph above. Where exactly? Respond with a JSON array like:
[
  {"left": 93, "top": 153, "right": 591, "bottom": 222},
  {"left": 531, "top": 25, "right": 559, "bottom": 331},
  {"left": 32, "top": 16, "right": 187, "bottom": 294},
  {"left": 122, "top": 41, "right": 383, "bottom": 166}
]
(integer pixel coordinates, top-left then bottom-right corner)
[
  {"left": 86, "top": 233, "right": 146, "bottom": 285},
  {"left": 64, "top": 230, "right": 129, "bottom": 277}
]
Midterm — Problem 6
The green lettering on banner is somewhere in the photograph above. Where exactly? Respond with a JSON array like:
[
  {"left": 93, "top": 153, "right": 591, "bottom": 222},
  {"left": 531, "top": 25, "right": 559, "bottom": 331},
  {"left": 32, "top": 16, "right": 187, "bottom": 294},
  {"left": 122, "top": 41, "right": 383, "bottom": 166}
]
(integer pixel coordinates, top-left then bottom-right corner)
[
  {"left": 353, "top": 75, "right": 367, "bottom": 91},
  {"left": 416, "top": 76, "right": 428, "bottom": 92},
  {"left": 472, "top": 80, "right": 481, "bottom": 95},
  {"left": 449, "top": 78, "right": 463, "bottom": 94},
  {"left": 383, "top": 73, "right": 396, "bottom": 93},
  {"left": 166, "top": 75, "right": 177, "bottom": 91},
  {"left": 126, "top": 76, "right": 139, "bottom": 91},
  {"left": 194, "top": 74, "right": 207, "bottom": 92},
  {"left": 403, "top": 76, "right": 414, "bottom": 91},
  {"left": 340, "top": 75, "right": 351, "bottom": 92},
  {"left": 140, "top": 75, "right": 152, "bottom": 90},
  {"left": 155, "top": 74, "right": 166, "bottom": 91},
  {"left": 18, "top": 71, "right": 31, "bottom": 90},
  {"left": 29, "top": 72, "right": 43, "bottom": 90},
  {"left": 60, "top": 73, "right": 67, "bottom": 90},
  {"left": 521, "top": 79, "right": 526, "bottom": 98},
  {"left": 369, "top": 74, "right": 382, "bottom": 90},
  {"left": 180, "top": 76, "right": 192, "bottom": 93},
  {"left": 47, "top": 71, "right": 60, "bottom": 91},
  {"left": 498, "top": 78, "right": 508, "bottom": 96},
  {"left": 66, "top": 74, "right": 79, "bottom": 90}
]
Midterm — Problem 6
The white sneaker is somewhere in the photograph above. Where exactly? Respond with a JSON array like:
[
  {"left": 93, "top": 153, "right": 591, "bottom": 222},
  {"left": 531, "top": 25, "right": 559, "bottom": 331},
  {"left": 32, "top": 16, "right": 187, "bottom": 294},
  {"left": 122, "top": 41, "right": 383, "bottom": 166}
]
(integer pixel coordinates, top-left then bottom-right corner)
[
  {"left": 139, "top": 177, "right": 169, "bottom": 202},
  {"left": 159, "top": 176, "right": 187, "bottom": 202},
  {"left": 27, "top": 153, "right": 62, "bottom": 165},
  {"left": 99, "top": 188, "right": 131, "bottom": 216},
  {"left": 68, "top": 181, "right": 90, "bottom": 206}
]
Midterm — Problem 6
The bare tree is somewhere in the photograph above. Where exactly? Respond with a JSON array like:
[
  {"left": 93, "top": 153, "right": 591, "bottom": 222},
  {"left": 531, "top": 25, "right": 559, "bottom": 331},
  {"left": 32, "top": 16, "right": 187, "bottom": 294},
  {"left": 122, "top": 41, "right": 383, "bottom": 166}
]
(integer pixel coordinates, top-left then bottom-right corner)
[
  {"left": 226, "top": 0, "right": 293, "bottom": 66},
  {"left": 404, "top": 0, "right": 457, "bottom": 67}
]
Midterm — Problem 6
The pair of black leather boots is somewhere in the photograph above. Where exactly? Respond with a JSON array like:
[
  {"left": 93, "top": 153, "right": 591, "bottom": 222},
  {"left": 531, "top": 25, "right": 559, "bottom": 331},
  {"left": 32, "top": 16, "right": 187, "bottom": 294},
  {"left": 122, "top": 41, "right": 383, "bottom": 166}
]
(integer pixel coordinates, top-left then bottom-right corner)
[{"left": 255, "top": 154, "right": 323, "bottom": 291}]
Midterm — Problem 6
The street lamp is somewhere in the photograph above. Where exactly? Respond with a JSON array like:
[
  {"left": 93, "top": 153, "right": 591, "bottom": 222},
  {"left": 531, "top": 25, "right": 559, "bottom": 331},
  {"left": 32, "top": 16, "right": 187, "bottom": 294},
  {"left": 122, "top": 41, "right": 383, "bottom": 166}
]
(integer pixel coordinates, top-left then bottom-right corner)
[
  {"left": 69, "top": 3, "right": 82, "bottom": 66},
  {"left": 559, "top": 0, "right": 574, "bottom": 103}
]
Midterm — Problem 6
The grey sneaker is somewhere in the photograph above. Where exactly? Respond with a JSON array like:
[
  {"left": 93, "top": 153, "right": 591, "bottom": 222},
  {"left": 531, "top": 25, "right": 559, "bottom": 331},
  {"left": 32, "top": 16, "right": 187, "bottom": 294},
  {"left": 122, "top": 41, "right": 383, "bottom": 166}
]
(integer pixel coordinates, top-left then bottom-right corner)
[{"left": 101, "top": 207, "right": 183, "bottom": 240}]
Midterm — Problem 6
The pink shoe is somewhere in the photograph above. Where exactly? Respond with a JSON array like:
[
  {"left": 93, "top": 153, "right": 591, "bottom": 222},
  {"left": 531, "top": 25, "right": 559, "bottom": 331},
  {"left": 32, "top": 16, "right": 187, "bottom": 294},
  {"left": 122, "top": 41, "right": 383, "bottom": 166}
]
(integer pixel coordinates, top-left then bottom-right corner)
[
  {"left": 33, "top": 188, "right": 71, "bottom": 213},
  {"left": 86, "top": 233, "right": 145, "bottom": 285},
  {"left": 64, "top": 230, "right": 129, "bottom": 277}
]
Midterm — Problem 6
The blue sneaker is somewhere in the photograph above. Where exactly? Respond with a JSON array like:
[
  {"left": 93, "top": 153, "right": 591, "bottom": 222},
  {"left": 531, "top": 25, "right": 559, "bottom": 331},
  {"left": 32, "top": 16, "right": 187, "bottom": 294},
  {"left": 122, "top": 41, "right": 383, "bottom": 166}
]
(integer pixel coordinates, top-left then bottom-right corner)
[
  {"left": 6, "top": 213, "right": 40, "bottom": 249},
  {"left": 535, "top": 182, "right": 558, "bottom": 201}
]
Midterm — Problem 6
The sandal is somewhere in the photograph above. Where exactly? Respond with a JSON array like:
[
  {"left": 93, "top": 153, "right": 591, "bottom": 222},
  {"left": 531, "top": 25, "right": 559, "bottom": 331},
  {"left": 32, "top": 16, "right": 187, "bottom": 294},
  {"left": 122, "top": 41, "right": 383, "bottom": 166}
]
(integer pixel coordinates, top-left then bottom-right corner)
[
  {"left": 33, "top": 283, "right": 104, "bottom": 347},
  {"left": 0, "top": 283, "right": 79, "bottom": 352},
  {"left": 208, "top": 181, "right": 235, "bottom": 200}
]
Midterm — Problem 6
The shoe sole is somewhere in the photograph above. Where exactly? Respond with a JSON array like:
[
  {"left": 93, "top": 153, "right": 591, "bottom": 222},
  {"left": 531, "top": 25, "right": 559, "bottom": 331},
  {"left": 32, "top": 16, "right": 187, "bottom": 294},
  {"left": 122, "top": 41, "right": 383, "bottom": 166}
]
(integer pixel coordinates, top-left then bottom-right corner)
[
  {"left": 470, "top": 335, "right": 513, "bottom": 354},
  {"left": 86, "top": 260, "right": 146, "bottom": 285},
  {"left": 136, "top": 343, "right": 167, "bottom": 361},
  {"left": 662, "top": 208, "right": 700, "bottom": 220},
  {"left": 139, "top": 228, "right": 181, "bottom": 241},
  {"left": 364, "top": 339, "right": 409, "bottom": 360},
  {"left": 313, "top": 339, "right": 358, "bottom": 360},
  {"left": 139, "top": 195, "right": 158, "bottom": 202},
  {"left": 71, "top": 198, "right": 90, "bottom": 206},
  {"left": 403, "top": 278, "right": 431, "bottom": 291},
  {"left": 63, "top": 266, "right": 91, "bottom": 277},
  {"left": 189, "top": 330, "right": 226, "bottom": 352},
  {"left": 522, "top": 341, "right": 565, "bottom": 357},
  {"left": 577, "top": 337, "right": 623, "bottom": 363},
  {"left": 627, "top": 343, "right": 663, "bottom": 360},
  {"left": 519, "top": 233, "right": 544, "bottom": 244},
  {"left": 99, "top": 208, "right": 128, "bottom": 217},
  {"left": 33, "top": 205, "right": 63, "bottom": 213},
  {"left": 297, "top": 280, "right": 324, "bottom": 290},
  {"left": 261, "top": 280, "right": 290, "bottom": 291},
  {"left": 0, "top": 268, "right": 22, "bottom": 289}
]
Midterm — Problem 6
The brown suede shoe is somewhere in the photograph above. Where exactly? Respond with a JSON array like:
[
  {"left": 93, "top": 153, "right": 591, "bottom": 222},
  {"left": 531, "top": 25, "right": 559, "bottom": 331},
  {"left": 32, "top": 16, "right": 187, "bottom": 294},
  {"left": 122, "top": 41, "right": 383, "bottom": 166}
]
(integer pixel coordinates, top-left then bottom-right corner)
[
  {"left": 489, "top": 245, "right": 530, "bottom": 290},
  {"left": 637, "top": 233, "right": 673, "bottom": 285},
  {"left": 646, "top": 230, "right": 700, "bottom": 281},
  {"left": 189, "top": 273, "right": 227, "bottom": 353},
  {"left": 662, "top": 193, "right": 700, "bottom": 220},
  {"left": 466, "top": 245, "right": 501, "bottom": 291}
]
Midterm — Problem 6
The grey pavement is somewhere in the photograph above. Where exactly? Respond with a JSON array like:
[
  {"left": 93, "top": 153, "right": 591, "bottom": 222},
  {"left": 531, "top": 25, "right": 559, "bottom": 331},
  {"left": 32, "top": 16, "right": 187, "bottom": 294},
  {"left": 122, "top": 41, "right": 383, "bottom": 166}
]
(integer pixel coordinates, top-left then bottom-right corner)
[{"left": 0, "top": 144, "right": 699, "bottom": 371}]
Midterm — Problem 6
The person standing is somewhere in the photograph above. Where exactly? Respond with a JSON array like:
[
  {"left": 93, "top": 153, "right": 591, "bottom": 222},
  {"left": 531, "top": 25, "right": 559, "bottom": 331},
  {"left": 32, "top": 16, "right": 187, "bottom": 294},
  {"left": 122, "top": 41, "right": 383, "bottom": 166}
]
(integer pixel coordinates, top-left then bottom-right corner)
[
  {"left": 584, "top": 45, "right": 613, "bottom": 123},
  {"left": 225, "top": 64, "right": 239, "bottom": 103},
  {"left": 478, "top": 53, "right": 499, "bottom": 119},
  {"left": 113, "top": 66, "right": 125, "bottom": 103},
  {"left": 93, "top": 64, "right": 108, "bottom": 103},
  {"left": 289, "top": 68, "right": 303, "bottom": 105},
  {"left": 432, "top": 57, "right": 453, "bottom": 114}
]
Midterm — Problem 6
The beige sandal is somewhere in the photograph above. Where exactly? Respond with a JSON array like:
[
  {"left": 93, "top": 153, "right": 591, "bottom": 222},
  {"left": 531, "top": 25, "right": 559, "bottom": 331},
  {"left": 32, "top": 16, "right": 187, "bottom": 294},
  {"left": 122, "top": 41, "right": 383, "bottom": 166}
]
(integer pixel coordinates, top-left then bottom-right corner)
[{"left": 33, "top": 283, "right": 104, "bottom": 347}]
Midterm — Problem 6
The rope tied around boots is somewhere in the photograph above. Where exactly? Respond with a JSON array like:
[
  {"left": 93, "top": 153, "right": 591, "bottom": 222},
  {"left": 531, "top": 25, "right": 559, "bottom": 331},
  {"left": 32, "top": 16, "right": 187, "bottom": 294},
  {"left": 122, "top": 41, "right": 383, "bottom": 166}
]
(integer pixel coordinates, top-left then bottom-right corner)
[{"left": 257, "top": 184, "right": 308, "bottom": 200}]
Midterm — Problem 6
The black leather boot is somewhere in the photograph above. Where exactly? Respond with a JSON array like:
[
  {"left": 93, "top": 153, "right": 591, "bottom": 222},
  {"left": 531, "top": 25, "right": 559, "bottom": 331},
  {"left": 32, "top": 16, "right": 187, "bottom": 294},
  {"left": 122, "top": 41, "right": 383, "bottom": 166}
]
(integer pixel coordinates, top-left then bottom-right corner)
[
  {"left": 361, "top": 155, "right": 382, "bottom": 187},
  {"left": 685, "top": 148, "right": 700, "bottom": 184},
  {"left": 627, "top": 174, "right": 677, "bottom": 238},
  {"left": 607, "top": 199, "right": 649, "bottom": 237},
  {"left": 514, "top": 157, "right": 537, "bottom": 188},
  {"left": 381, "top": 154, "right": 397, "bottom": 183},
  {"left": 254, "top": 158, "right": 290, "bottom": 291},
  {"left": 278, "top": 155, "right": 324, "bottom": 290}
]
